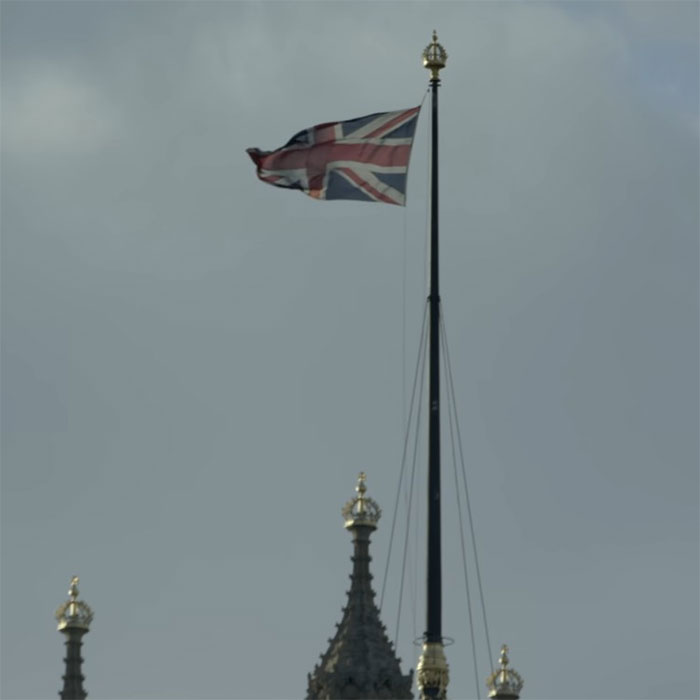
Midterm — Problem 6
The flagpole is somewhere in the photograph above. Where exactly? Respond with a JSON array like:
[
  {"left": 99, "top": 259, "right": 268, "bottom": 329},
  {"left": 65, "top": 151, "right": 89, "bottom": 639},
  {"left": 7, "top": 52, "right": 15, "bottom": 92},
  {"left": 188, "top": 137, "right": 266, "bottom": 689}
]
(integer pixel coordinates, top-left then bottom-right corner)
[{"left": 417, "top": 31, "right": 449, "bottom": 700}]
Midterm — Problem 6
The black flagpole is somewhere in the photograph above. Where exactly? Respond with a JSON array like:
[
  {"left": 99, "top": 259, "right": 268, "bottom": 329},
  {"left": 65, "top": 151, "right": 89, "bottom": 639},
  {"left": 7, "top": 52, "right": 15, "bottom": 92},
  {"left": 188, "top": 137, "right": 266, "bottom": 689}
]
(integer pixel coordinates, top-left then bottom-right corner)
[
  {"left": 417, "top": 31, "right": 449, "bottom": 700},
  {"left": 427, "top": 55, "right": 442, "bottom": 647}
]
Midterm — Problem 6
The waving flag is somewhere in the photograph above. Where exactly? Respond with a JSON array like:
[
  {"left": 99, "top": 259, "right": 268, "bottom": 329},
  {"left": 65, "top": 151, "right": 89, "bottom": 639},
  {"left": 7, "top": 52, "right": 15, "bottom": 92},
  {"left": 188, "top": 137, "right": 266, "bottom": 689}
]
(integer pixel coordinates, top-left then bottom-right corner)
[{"left": 247, "top": 106, "right": 421, "bottom": 206}]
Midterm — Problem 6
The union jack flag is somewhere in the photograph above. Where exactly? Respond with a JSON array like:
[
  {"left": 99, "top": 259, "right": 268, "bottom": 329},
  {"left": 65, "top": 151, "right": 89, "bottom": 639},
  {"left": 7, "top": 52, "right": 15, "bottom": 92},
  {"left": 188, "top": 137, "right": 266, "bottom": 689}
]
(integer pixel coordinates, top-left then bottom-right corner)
[{"left": 247, "top": 106, "right": 421, "bottom": 206}]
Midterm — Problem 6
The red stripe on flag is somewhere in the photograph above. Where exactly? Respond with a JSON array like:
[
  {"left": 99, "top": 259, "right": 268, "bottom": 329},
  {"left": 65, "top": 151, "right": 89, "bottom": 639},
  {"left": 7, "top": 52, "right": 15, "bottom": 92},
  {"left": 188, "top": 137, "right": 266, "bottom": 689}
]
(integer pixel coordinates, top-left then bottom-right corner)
[{"left": 259, "top": 143, "right": 412, "bottom": 173}]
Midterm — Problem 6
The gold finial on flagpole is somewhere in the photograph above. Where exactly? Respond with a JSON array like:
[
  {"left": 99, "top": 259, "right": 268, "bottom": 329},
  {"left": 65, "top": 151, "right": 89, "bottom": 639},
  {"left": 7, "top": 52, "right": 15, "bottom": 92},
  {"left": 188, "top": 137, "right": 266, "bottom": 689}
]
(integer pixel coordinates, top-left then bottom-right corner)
[{"left": 422, "top": 30, "right": 447, "bottom": 81}]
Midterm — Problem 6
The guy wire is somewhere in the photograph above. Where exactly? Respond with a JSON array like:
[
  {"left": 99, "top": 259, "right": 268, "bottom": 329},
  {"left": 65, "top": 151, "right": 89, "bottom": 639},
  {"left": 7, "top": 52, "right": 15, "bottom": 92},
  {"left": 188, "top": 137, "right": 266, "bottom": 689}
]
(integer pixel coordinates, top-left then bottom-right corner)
[
  {"left": 380, "top": 302, "right": 429, "bottom": 613},
  {"left": 403, "top": 87, "right": 429, "bottom": 431},
  {"left": 395, "top": 319, "right": 428, "bottom": 646},
  {"left": 441, "top": 305, "right": 495, "bottom": 673},
  {"left": 441, "top": 313, "right": 481, "bottom": 699}
]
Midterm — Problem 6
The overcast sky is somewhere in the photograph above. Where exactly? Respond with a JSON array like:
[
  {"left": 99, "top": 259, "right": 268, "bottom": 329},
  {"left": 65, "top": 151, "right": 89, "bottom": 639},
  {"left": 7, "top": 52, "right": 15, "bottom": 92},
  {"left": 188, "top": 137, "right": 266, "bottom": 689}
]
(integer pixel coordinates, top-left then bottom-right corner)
[{"left": 1, "top": 2, "right": 698, "bottom": 699}]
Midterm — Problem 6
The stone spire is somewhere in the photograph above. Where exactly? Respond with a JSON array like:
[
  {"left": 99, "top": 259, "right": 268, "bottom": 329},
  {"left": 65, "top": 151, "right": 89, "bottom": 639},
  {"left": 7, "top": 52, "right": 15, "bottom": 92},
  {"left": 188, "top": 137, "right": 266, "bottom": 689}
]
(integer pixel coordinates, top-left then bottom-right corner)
[
  {"left": 55, "top": 576, "right": 93, "bottom": 700},
  {"left": 307, "top": 473, "right": 414, "bottom": 699},
  {"left": 486, "top": 645, "right": 524, "bottom": 699}
]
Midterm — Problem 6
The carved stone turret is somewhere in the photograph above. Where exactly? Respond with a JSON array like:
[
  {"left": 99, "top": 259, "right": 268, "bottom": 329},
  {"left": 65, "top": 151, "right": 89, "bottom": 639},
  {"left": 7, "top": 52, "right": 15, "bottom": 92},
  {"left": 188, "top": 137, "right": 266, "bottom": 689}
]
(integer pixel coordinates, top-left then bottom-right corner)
[
  {"left": 55, "top": 576, "right": 93, "bottom": 700},
  {"left": 307, "top": 473, "right": 413, "bottom": 699}
]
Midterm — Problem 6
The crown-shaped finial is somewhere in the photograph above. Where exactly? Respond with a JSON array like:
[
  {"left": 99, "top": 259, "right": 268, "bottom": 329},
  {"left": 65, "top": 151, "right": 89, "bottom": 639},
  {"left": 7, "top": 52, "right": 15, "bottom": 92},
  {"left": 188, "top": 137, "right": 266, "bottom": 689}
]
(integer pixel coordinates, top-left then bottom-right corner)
[
  {"left": 55, "top": 576, "right": 94, "bottom": 631},
  {"left": 342, "top": 472, "right": 381, "bottom": 530},
  {"left": 486, "top": 644, "right": 524, "bottom": 699},
  {"left": 422, "top": 30, "right": 447, "bottom": 81}
]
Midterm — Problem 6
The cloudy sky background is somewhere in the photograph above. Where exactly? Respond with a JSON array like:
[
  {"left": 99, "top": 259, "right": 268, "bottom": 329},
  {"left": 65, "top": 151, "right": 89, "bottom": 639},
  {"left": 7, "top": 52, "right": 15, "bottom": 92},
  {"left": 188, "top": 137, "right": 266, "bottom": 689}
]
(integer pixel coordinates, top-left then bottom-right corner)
[{"left": 2, "top": 2, "right": 698, "bottom": 699}]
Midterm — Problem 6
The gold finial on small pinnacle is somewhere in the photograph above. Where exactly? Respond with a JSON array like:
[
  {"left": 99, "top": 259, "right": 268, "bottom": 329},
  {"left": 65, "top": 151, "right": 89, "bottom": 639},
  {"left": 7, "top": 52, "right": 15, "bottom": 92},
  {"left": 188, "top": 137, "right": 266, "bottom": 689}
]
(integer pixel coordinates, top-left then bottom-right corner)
[
  {"left": 422, "top": 30, "right": 447, "bottom": 81},
  {"left": 342, "top": 472, "right": 381, "bottom": 530},
  {"left": 499, "top": 644, "right": 510, "bottom": 667},
  {"left": 486, "top": 644, "right": 524, "bottom": 699},
  {"left": 56, "top": 575, "right": 94, "bottom": 631},
  {"left": 356, "top": 471, "right": 367, "bottom": 512},
  {"left": 69, "top": 576, "right": 80, "bottom": 600}
]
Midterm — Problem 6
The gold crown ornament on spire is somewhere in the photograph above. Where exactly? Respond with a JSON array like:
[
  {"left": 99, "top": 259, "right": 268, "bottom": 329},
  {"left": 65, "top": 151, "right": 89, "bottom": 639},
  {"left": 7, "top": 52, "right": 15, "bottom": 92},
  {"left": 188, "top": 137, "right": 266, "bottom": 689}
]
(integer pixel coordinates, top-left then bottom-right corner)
[
  {"left": 422, "top": 30, "right": 447, "bottom": 80},
  {"left": 55, "top": 576, "right": 94, "bottom": 631},
  {"left": 342, "top": 472, "right": 381, "bottom": 530},
  {"left": 486, "top": 644, "right": 524, "bottom": 699}
]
